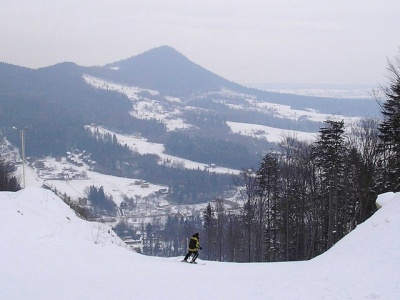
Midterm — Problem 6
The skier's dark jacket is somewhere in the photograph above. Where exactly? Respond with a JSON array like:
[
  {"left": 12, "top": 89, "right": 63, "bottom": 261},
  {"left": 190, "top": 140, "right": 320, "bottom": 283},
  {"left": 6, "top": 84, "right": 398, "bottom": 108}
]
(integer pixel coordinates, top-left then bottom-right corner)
[{"left": 188, "top": 235, "right": 200, "bottom": 251}]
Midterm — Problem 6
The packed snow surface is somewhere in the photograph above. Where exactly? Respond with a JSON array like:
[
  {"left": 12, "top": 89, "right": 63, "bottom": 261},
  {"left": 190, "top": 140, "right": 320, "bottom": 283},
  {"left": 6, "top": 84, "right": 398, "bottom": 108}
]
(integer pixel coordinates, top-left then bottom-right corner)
[{"left": 1, "top": 188, "right": 399, "bottom": 299}]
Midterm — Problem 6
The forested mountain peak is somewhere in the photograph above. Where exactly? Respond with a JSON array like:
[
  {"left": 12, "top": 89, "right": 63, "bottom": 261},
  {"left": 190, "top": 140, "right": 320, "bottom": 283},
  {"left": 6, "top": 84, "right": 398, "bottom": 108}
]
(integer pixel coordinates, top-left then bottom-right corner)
[
  {"left": 86, "top": 45, "right": 243, "bottom": 96},
  {"left": 110, "top": 45, "right": 189, "bottom": 68}
]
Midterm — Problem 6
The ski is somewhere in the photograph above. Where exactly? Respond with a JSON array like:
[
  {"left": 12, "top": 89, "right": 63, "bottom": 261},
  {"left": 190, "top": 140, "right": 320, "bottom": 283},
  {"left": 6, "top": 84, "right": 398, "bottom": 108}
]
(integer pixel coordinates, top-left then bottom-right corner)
[
  {"left": 191, "top": 261, "right": 206, "bottom": 265},
  {"left": 180, "top": 260, "right": 205, "bottom": 265}
]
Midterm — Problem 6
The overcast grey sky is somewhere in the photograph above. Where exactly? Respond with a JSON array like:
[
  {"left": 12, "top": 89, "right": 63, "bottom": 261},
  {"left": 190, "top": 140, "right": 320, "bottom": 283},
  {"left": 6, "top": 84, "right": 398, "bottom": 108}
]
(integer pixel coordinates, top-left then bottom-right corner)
[{"left": 1, "top": 0, "right": 399, "bottom": 86}]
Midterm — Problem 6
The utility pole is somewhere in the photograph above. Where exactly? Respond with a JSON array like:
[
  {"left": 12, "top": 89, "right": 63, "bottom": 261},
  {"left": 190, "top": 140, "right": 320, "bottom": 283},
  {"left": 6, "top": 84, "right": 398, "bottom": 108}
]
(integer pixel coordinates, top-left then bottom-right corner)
[{"left": 13, "top": 126, "right": 28, "bottom": 188}]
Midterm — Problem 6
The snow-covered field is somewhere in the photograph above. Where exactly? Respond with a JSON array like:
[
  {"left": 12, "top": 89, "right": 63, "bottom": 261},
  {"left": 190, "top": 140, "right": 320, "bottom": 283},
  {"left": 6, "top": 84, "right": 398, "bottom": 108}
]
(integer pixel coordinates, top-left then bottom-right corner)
[
  {"left": 83, "top": 75, "right": 193, "bottom": 131},
  {"left": 227, "top": 121, "right": 316, "bottom": 143},
  {"left": 83, "top": 74, "right": 361, "bottom": 139},
  {"left": 1, "top": 187, "right": 399, "bottom": 299}
]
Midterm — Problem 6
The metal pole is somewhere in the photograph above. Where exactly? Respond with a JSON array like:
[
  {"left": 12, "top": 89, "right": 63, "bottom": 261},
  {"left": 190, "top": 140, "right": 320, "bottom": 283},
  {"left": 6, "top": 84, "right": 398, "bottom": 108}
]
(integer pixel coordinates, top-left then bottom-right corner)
[
  {"left": 21, "top": 129, "right": 26, "bottom": 189},
  {"left": 13, "top": 126, "right": 27, "bottom": 189}
]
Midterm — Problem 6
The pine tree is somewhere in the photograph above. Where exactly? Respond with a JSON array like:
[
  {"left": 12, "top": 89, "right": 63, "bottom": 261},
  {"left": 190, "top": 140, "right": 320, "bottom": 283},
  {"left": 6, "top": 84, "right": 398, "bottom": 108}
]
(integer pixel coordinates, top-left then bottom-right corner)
[
  {"left": 214, "top": 198, "right": 226, "bottom": 261},
  {"left": 202, "top": 203, "right": 216, "bottom": 260},
  {"left": 348, "top": 119, "right": 380, "bottom": 222},
  {"left": 239, "top": 170, "right": 258, "bottom": 262},
  {"left": 311, "top": 120, "right": 347, "bottom": 249},
  {"left": 378, "top": 53, "right": 400, "bottom": 191},
  {"left": 257, "top": 152, "right": 280, "bottom": 262}
]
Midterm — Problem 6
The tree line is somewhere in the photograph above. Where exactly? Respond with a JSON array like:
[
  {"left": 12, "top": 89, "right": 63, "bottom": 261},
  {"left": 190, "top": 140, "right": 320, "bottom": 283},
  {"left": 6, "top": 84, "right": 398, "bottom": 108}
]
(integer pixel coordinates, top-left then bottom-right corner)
[
  {"left": 199, "top": 53, "right": 400, "bottom": 262},
  {"left": 201, "top": 119, "right": 378, "bottom": 262},
  {"left": 138, "top": 52, "right": 400, "bottom": 262}
]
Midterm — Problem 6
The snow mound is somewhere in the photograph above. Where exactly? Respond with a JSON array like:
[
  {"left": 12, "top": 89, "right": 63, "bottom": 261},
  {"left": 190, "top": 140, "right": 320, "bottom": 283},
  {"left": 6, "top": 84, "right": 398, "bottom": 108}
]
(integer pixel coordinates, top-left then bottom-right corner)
[
  {"left": 0, "top": 187, "right": 126, "bottom": 249},
  {"left": 376, "top": 191, "right": 398, "bottom": 208}
]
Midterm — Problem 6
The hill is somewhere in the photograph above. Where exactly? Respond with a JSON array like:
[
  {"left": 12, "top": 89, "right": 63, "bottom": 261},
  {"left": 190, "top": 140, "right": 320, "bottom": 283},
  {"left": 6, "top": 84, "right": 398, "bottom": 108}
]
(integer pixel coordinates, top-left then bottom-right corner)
[
  {"left": 0, "top": 187, "right": 399, "bottom": 299},
  {"left": 88, "top": 45, "right": 243, "bottom": 96}
]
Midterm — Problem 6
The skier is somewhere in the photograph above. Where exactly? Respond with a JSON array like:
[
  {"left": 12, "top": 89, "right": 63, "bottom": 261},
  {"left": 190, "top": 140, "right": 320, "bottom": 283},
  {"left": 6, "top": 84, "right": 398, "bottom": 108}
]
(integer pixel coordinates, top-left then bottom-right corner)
[{"left": 182, "top": 233, "right": 202, "bottom": 263}]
